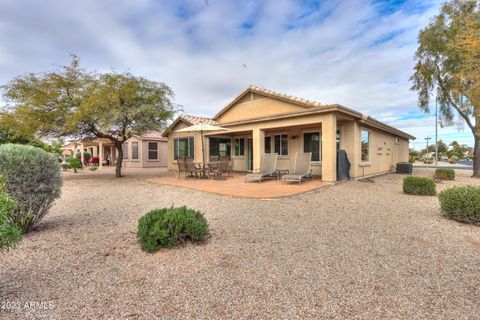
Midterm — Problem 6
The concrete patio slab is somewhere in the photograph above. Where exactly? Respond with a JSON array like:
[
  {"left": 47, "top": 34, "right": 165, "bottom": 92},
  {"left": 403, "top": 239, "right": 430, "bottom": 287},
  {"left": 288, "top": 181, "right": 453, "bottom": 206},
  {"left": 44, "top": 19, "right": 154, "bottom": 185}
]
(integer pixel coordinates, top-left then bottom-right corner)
[{"left": 148, "top": 173, "right": 329, "bottom": 199}]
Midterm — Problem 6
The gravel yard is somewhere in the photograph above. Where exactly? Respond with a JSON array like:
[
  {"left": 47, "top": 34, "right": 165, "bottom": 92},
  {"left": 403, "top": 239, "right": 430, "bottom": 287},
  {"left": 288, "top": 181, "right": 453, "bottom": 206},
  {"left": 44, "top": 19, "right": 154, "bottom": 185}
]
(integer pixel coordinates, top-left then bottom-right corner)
[{"left": 1, "top": 168, "right": 479, "bottom": 319}]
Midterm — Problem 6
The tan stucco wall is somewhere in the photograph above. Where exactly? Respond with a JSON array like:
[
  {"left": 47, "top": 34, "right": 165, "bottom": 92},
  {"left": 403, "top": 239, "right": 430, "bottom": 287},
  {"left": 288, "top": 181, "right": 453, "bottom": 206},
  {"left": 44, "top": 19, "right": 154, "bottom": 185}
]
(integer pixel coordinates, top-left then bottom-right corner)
[
  {"left": 122, "top": 137, "right": 167, "bottom": 168},
  {"left": 167, "top": 98, "right": 411, "bottom": 181},
  {"left": 216, "top": 96, "right": 308, "bottom": 124}
]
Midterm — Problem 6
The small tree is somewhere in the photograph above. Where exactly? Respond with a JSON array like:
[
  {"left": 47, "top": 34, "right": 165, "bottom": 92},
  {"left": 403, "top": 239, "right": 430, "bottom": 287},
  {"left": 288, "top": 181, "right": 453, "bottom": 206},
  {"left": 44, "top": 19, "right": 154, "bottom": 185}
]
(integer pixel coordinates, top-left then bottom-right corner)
[
  {"left": 1, "top": 56, "right": 177, "bottom": 177},
  {"left": 411, "top": 0, "right": 480, "bottom": 177}
]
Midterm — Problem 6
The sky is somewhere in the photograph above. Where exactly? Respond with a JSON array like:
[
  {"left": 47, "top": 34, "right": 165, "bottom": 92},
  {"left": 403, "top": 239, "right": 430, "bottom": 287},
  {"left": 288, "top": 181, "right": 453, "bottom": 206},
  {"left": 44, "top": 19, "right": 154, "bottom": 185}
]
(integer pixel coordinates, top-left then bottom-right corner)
[{"left": 0, "top": 0, "right": 472, "bottom": 149}]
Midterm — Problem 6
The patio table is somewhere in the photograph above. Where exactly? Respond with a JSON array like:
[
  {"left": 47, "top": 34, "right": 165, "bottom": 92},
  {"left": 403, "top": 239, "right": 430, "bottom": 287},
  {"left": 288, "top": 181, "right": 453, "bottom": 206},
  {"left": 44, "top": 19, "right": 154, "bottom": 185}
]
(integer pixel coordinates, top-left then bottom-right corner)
[{"left": 276, "top": 169, "right": 289, "bottom": 180}]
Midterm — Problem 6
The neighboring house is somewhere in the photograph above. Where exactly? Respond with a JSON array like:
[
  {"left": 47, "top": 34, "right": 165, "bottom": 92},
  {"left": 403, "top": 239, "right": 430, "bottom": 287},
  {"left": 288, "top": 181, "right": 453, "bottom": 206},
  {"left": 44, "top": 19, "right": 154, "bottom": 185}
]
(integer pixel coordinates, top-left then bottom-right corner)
[
  {"left": 61, "top": 131, "right": 168, "bottom": 168},
  {"left": 163, "top": 86, "right": 415, "bottom": 182}
]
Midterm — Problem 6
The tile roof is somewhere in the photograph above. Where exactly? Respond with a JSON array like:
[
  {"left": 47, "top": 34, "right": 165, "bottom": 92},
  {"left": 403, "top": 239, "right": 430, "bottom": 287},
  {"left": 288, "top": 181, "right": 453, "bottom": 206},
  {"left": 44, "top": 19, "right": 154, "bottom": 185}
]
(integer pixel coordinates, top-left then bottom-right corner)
[{"left": 180, "top": 114, "right": 217, "bottom": 125}]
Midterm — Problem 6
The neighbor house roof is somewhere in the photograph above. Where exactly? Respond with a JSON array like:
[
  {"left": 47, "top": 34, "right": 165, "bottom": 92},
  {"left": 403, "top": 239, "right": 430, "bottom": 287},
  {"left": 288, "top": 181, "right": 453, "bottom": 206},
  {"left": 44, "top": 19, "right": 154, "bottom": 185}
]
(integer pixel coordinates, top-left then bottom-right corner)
[{"left": 163, "top": 86, "right": 415, "bottom": 140}]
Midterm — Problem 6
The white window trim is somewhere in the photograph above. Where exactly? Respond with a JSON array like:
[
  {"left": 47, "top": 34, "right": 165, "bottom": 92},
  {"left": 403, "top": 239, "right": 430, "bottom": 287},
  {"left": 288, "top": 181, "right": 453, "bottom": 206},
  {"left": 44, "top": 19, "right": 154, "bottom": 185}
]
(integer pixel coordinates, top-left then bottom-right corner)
[
  {"left": 131, "top": 142, "right": 139, "bottom": 161},
  {"left": 233, "top": 137, "right": 245, "bottom": 157},
  {"left": 360, "top": 127, "right": 371, "bottom": 163},
  {"left": 273, "top": 132, "right": 289, "bottom": 158},
  {"left": 301, "top": 129, "right": 322, "bottom": 163},
  {"left": 173, "top": 136, "right": 194, "bottom": 161},
  {"left": 147, "top": 141, "right": 159, "bottom": 161}
]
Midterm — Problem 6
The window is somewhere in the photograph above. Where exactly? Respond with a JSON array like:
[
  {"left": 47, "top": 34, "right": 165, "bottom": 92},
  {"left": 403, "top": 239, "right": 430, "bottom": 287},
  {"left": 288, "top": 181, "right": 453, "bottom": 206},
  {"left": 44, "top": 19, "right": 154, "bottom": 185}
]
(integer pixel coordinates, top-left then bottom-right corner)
[
  {"left": 264, "top": 136, "right": 271, "bottom": 153},
  {"left": 131, "top": 142, "right": 139, "bottom": 160},
  {"left": 234, "top": 138, "right": 244, "bottom": 156},
  {"left": 303, "top": 132, "right": 321, "bottom": 162},
  {"left": 122, "top": 142, "right": 128, "bottom": 159},
  {"left": 274, "top": 134, "right": 288, "bottom": 156},
  {"left": 148, "top": 142, "right": 158, "bottom": 160},
  {"left": 361, "top": 129, "right": 370, "bottom": 161},
  {"left": 174, "top": 137, "right": 194, "bottom": 160},
  {"left": 209, "top": 138, "right": 231, "bottom": 157}
]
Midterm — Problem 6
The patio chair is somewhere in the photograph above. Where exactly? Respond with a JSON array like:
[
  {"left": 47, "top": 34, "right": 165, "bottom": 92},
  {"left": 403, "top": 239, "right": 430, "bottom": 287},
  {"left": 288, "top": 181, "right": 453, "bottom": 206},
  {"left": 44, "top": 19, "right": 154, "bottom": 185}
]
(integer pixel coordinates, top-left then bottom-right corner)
[
  {"left": 184, "top": 157, "right": 203, "bottom": 179},
  {"left": 244, "top": 153, "right": 278, "bottom": 183},
  {"left": 282, "top": 152, "right": 313, "bottom": 184},
  {"left": 227, "top": 158, "right": 234, "bottom": 177},
  {"left": 209, "top": 158, "right": 229, "bottom": 179},
  {"left": 209, "top": 155, "right": 219, "bottom": 163},
  {"left": 176, "top": 157, "right": 186, "bottom": 178}
]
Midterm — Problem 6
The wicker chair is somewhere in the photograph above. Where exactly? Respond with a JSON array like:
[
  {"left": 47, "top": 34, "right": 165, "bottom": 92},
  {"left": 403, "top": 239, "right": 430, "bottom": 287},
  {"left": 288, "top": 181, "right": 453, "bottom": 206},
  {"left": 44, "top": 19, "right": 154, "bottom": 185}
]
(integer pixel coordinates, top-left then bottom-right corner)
[
  {"left": 184, "top": 157, "right": 203, "bottom": 179},
  {"left": 209, "top": 158, "right": 229, "bottom": 179},
  {"left": 176, "top": 157, "right": 186, "bottom": 178}
]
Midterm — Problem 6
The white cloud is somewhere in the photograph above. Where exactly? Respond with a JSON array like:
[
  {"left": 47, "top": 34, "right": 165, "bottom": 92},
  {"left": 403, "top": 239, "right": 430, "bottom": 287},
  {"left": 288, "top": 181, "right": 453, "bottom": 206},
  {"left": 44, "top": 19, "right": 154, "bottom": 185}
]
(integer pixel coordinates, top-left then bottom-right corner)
[{"left": 1, "top": 0, "right": 471, "bottom": 145}]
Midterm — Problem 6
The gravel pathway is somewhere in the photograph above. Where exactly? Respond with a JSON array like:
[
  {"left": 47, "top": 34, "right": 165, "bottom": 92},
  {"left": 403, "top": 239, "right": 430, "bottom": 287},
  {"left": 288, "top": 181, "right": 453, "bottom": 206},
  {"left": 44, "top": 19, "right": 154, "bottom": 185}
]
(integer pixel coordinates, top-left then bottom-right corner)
[{"left": 1, "top": 168, "right": 479, "bottom": 319}]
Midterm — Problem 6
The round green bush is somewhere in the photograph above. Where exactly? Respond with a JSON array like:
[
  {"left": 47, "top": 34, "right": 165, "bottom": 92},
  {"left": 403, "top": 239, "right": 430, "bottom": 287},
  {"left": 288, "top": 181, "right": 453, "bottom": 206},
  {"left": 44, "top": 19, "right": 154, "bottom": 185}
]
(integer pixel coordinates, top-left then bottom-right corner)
[
  {"left": 137, "top": 206, "right": 209, "bottom": 252},
  {"left": 403, "top": 176, "right": 436, "bottom": 195},
  {"left": 435, "top": 168, "right": 455, "bottom": 180},
  {"left": 67, "top": 156, "right": 82, "bottom": 172},
  {"left": 0, "top": 179, "right": 21, "bottom": 252},
  {"left": 0, "top": 144, "right": 62, "bottom": 232},
  {"left": 439, "top": 186, "right": 480, "bottom": 225}
]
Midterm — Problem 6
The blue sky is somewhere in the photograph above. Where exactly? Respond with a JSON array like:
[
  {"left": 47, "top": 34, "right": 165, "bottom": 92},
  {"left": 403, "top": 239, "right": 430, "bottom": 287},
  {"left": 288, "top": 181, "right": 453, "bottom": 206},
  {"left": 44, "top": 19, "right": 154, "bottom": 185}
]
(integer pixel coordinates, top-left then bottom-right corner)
[{"left": 0, "top": 0, "right": 471, "bottom": 149}]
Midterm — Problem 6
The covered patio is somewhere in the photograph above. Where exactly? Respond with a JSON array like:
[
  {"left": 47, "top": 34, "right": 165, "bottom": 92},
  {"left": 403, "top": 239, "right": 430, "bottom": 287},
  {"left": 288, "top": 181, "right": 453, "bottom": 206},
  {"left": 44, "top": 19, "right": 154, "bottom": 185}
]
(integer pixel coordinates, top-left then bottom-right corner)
[{"left": 148, "top": 172, "right": 328, "bottom": 199}]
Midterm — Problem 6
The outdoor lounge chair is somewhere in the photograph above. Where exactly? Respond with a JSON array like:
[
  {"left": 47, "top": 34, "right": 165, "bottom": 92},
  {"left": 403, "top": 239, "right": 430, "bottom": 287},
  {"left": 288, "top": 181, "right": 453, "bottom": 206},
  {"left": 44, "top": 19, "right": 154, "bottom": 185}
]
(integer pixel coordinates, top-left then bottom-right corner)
[
  {"left": 244, "top": 153, "right": 278, "bottom": 183},
  {"left": 282, "top": 152, "right": 313, "bottom": 184}
]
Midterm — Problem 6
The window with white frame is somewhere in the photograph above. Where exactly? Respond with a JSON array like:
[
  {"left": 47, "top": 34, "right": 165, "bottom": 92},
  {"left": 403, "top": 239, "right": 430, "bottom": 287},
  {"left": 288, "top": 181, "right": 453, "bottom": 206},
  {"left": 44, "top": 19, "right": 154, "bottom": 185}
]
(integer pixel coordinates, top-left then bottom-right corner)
[
  {"left": 264, "top": 136, "right": 271, "bottom": 153},
  {"left": 303, "top": 132, "right": 321, "bottom": 162},
  {"left": 274, "top": 134, "right": 288, "bottom": 156},
  {"left": 148, "top": 142, "right": 158, "bottom": 160},
  {"left": 122, "top": 142, "right": 128, "bottom": 159},
  {"left": 361, "top": 128, "right": 370, "bottom": 162},
  {"left": 174, "top": 137, "right": 194, "bottom": 160},
  {"left": 131, "top": 142, "right": 139, "bottom": 160},
  {"left": 234, "top": 138, "right": 244, "bottom": 156}
]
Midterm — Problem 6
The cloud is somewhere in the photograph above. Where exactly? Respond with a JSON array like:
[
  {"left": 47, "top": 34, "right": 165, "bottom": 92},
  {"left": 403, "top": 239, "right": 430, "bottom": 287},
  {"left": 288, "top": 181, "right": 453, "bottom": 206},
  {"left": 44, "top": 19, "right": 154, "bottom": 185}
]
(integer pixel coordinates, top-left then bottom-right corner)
[{"left": 1, "top": 0, "right": 471, "bottom": 146}]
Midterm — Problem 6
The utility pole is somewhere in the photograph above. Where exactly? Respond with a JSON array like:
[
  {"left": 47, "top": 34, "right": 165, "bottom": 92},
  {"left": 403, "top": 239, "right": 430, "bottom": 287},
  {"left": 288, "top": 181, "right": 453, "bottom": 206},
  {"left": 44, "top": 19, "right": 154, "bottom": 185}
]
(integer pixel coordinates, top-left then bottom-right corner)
[
  {"left": 425, "top": 137, "right": 431, "bottom": 159},
  {"left": 435, "top": 96, "right": 438, "bottom": 167}
]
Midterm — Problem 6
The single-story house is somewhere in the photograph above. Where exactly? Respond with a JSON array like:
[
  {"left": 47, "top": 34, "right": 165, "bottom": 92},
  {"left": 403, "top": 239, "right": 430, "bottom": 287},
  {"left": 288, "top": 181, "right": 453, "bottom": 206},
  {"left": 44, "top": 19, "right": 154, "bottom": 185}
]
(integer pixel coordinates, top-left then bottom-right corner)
[
  {"left": 163, "top": 86, "right": 415, "bottom": 182},
  {"left": 61, "top": 131, "right": 168, "bottom": 168}
]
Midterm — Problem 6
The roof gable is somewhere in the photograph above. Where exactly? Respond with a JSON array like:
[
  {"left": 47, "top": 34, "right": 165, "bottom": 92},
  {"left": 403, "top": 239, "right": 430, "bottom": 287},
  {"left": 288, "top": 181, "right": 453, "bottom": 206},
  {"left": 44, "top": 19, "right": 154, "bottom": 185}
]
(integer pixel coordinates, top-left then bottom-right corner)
[{"left": 213, "top": 86, "right": 324, "bottom": 124}]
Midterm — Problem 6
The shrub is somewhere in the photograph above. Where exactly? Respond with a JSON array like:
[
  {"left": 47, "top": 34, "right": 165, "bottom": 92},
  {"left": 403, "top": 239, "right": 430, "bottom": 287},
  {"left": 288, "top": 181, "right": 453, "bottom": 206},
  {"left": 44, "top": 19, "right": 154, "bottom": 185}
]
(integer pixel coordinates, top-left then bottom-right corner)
[
  {"left": 0, "top": 179, "right": 21, "bottom": 252},
  {"left": 0, "top": 144, "right": 62, "bottom": 232},
  {"left": 435, "top": 168, "right": 455, "bottom": 180},
  {"left": 439, "top": 186, "right": 480, "bottom": 225},
  {"left": 403, "top": 176, "right": 436, "bottom": 195},
  {"left": 449, "top": 155, "right": 459, "bottom": 164},
  {"left": 137, "top": 206, "right": 209, "bottom": 253},
  {"left": 67, "top": 156, "right": 82, "bottom": 173}
]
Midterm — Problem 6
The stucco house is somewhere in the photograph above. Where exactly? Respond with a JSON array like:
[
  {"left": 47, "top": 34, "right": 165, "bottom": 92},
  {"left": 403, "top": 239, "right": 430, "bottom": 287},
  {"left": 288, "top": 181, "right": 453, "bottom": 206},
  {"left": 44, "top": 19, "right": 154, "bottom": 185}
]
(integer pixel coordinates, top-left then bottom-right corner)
[
  {"left": 61, "top": 131, "right": 168, "bottom": 168},
  {"left": 163, "top": 86, "right": 415, "bottom": 182}
]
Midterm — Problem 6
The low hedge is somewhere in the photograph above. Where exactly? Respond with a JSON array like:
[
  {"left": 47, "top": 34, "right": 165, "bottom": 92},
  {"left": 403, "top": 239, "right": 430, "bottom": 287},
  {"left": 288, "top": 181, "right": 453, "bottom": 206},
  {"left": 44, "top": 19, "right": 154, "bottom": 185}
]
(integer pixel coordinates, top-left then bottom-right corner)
[
  {"left": 435, "top": 168, "right": 455, "bottom": 180},
  {"left": 137, "top": 206, "right": 209, "bottom": 253},
  {"left": 439, "top": 186, "right": 480, "bottom": 225},
  {"left": 403, "top": 176, "right": 436, "bottom": 195}
]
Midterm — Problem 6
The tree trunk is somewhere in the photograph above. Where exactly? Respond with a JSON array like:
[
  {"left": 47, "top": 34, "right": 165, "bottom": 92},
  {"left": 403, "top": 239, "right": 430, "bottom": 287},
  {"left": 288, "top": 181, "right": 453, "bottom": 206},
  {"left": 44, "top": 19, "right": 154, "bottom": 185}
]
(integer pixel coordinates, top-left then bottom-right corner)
[
  {"left": 115, "top": 144, "right": 124, "bottom": 178},
  {"left": 473, "top": 134, "right": 480, "bottom": 178}
]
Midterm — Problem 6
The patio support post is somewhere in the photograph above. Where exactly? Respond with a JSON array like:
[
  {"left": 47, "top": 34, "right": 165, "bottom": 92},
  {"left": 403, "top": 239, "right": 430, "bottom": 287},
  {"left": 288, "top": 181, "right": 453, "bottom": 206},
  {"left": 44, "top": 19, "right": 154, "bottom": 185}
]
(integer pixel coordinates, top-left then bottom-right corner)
[
  {"left": 80, "top": 143, "right": 85, "bottom": 167},
  {"left": 99, "top": 141, "right": 104, "bottom": 168},
  {"left": 321, "top": 113, "right": 337, "bottom": 182},
  {"left": 252, "top": 128, "right": 265, "bottom": 172}
]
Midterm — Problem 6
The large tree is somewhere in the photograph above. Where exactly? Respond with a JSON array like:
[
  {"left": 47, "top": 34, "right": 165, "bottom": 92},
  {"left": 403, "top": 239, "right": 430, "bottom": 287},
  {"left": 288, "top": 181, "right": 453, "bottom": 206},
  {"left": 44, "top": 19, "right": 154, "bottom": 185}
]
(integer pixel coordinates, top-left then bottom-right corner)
[
  {"left": 1, "top": 57, "right": 177, "bottom": 177},
  {"left": 411, "top": 0, "right": 480, "bottom": 176}
]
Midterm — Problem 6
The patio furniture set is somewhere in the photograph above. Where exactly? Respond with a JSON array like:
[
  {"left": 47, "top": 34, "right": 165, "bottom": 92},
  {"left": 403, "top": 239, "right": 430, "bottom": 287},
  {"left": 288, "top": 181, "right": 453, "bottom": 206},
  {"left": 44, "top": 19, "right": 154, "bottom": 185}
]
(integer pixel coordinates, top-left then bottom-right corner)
[
  {"left": 177, "top": 152, "right": 313, "bottom": 184},
  {"left": 245, "top": 152, "right": 313, "bottom": 184},
  {"left": 177, "top": 155, "right": 234, "bottom": 179}
]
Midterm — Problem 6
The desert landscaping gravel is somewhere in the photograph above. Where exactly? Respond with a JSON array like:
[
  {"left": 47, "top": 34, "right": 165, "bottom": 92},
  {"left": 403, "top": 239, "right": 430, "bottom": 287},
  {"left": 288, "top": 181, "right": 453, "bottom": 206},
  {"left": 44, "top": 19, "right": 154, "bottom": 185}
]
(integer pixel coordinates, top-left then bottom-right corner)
[{"left": 1, "top": 168, "right": 479, "bottom": 319}]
